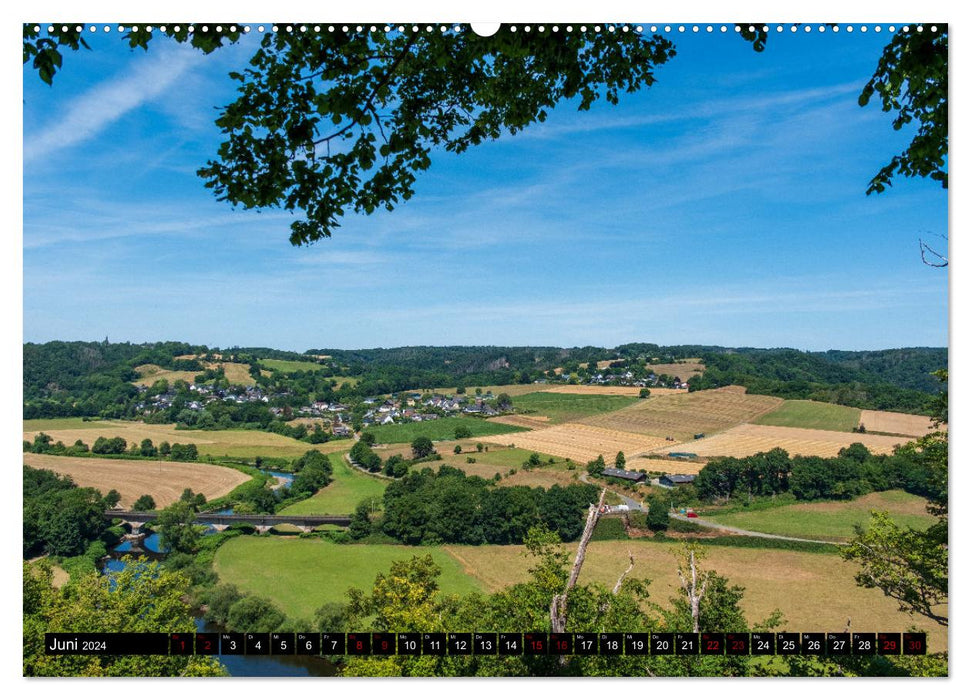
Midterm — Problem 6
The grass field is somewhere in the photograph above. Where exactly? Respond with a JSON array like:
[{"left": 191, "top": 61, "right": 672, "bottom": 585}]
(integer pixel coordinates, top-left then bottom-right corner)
[
  {"left": 23, "top": 419, "right": 326, "bottom": 460},
  {"left": 580, "top": 386, "right": 784, "bottom": 442},
  {"left": 366, "top": 417, "right": 526, "bottom": 444},
  {"left": 644, "top": 360, "right": 706, "bottom": 379},
  {"left": 132, "top": 364, "right": 198, "bottom": 385},
  {"left": 703, "top": 490, "right": 936, "bottom": 541},
  {"left": 511, "top": 392, "right": 640, "bottom": 424},
  {"left": 260, "top": 358, "right": 326, "bottom": 373},
  {"left": 280, "top": 453, "right": 387, "bottom": 515},
  {"left": 755, "top": 400, "right": 862, "bottom": 432},
  {"left": 420, "top": 384, "right": 547, "bottom": 398},
  {"left": 212, "top": 537, "right": 483, "bottom": 620},
  {"left": 543, "top": 385, "right": 672, "bottom": 396},
  {"left": 498, "top": 468, "right": 581, "bottom": 488},
  {"left": 22, "top": 453, "right": 251, "bottom": 508},
  {"left": 481, "top": 423, "right": 670, "bottom": 463},
  {"left": 673, "top": 423, "right": 909, "bottom": 459},
  {"left": 133, "top": 361, "right": 254, "bottom": 386},
  {"left": 859, "top": 409, "right": 940, "bottom": 437},
  {"left": 442, "top": 540, "right": 946, "bottom": 651}
]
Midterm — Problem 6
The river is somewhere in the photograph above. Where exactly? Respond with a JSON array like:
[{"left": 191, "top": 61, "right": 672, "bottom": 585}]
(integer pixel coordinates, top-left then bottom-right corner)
[{"left": 103, "top": 469, "right": 338, "bottom": 677}]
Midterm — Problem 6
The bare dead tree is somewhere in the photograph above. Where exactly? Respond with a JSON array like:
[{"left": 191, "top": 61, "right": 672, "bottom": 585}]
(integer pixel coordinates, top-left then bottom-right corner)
[
  {"left": 550, "top": 488, "right": 607, "bottom": 634},
  {"left": 612, "top": 551, "right": 635, "bottom": 595},
  {"left": 677, "top": 546, "right": 710, "bottom": 634}
]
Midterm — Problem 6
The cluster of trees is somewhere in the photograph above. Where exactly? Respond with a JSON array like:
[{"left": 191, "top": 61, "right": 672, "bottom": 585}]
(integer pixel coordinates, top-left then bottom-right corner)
[
  {"left": 23, "top": 466, "right": 117, "bottom": 558},
  {"left": 349, "top": 439, "right": 382, "bottom": 472},
  {"left": 201, "top": 582, "right": 289, "bottom": 634},
  {"left": 693, "top": 443, "right": 942, "bottom": 504},
  {"left": 286, "top": 450, "right": 334, "bottom": 499},
  {"left": 380, "top": 466, "right": 597, "bottom": 545},
  {"left": 688, "top": 348, "right": 945, "bottom": 413},
  {"left": 24, "top": 560, "right": 225, "bottom": 677},
  {"left": 349, "top": 435, "right": 442, "bottom": 478},
  {"left": 24, "top": 340, "right": 946, "bottom": 422},
  {"left": 22, "top": 340, "right": 207, "bottom": 419},
  {"left": 24, "top": 433, "right": 200, "bottom": 462}
]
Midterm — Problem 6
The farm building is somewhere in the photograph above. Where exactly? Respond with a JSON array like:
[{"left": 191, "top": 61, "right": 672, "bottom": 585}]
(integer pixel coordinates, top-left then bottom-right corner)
[
  {"left": 659, "top": 474, "right": 696, "bottom": 488},
  {"left": 603, "top": 467, "right": 647, "bottom": 483}
]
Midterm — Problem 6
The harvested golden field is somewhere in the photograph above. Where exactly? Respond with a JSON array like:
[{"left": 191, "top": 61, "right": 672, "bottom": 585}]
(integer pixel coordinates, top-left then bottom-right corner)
[
  {"left": 133, "top": 360, "right": 253, "bottom": 386},
  {"left": 859, "top": 409, "right": 942, "bottom": 437},
  {"left": 635, "top": 387, "right": 689, "bottom": 397},
  {"left": 625, "top": 456, "right": 708, "bottom": 475},
  {"left": 217, "top": 362, "right": 256, "bottom": 385},
  {"left": 487, "top": 414, "right": 552, "bottom": 429},
  {"left": 645, "top": 360, "right": 706, "bottom": 379},
  {"left": 443, "top": 540, "right": 946, "bottom": 651},
  {"left": 668, "top": 423, "right": 909, "bottom": 459},
  {"left": 23, "top": 453, "right": 250, "bottom": 508},
  {"left": 542, "top": 385, "right": 655, "bottom": 396},
  {"left": 480, "top": 423, "right": 669, "bottom": 463},
  {"left": 132, "top": 364, "right": 198, "bottom": 385},
  {"left": 23, "top": 419, "right": 329, "bottom": 459},
  {"left": 499, "top": 468, "right": 580, "bottom": 488},
  {"left": 580, "top": 385, "right": 783, "bottom": 441}
]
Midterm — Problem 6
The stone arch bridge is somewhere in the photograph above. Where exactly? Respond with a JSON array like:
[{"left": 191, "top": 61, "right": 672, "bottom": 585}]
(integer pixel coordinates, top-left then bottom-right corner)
[{"left": 106, "top": 510, "right": 352, "bottom": 535}]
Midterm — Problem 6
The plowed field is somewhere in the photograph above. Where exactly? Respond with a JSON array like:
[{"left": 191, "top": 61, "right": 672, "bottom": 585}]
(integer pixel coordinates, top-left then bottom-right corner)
[
  {"left": 23, "top": 453, "right": 250, "bottom": 508},
  {"left": 580, "top": 386, "right": 783, "bottom": 441},
  {"left": 480, "top": 423, "right": 669, "bottom": 463},
  {"left": 859, "top": 410, "right": 941, "bottom": 437},
  {"left": 663, "top": 423, "right": 909, "bottom": 458}
]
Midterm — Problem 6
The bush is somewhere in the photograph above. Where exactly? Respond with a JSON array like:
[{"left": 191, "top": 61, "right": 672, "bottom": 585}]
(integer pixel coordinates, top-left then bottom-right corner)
[
  {"left": 132, "top": 494, "right": 156, "bottom": 511},
  {"left": 646, "top": 495, "right": 670, "bottom": 532},
  {"left": 591, "top": 517, "right": 628, "bottom": 541}
]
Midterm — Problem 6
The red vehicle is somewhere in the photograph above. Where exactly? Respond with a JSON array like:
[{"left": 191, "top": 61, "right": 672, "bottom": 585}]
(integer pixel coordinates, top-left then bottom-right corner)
[{"left": 686, "top": 510, "right": 698, "bottom": 518}]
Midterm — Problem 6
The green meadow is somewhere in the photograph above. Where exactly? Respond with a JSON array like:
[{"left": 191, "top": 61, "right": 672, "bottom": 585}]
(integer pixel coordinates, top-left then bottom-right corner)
[
  {"left": 259, "top": 358, "right": 327, "bottom": 373},
  {"left": 754, "top": 400, "right": 861, "bottom": 432},
  {"left": 280, "top": 452, "right": 387, "bottom": 514},
  {"left": 704, "top": 490, "right": 934, "bottom": 541},
  {"left": 511, "top": 392, "right": 640, "bottom": 424},
  {"left": 212, "top": 537, "right": 483, "bottom": 620},
  {"left": 367, "top": 416, "right": 525, "bottom": 444}
]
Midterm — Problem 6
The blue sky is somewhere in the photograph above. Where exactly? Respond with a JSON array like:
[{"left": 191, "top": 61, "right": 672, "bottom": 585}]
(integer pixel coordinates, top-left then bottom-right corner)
[{"left": 22, "top": 26, "right": 948, "bottom": 352}]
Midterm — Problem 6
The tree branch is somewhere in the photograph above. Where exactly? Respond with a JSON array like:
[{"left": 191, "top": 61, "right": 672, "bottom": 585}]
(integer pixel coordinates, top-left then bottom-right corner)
[
  {"left": 550, "top": 488, "right": 607, "bottom": 634},
  {"left": 312, "top": 37, "right": 417, "bottom": 147},
  {"left": 612, "top": 551, "right": 635, "bottom": 595},
  {"left": 919, "top": 236, "right": 948, "bottom": 267}
]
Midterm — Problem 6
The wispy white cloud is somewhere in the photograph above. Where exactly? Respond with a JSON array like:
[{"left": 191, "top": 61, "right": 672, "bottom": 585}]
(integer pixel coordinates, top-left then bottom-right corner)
[{"left": 23, "top": 44, "right": 199, "bottom": 163}]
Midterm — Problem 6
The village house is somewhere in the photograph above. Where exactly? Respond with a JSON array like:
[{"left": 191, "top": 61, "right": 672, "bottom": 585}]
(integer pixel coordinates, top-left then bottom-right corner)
[
  {"left": 602, "top": 467, "right": 647, "bottom": 483},
  {"left": 659, "top": 474, "right": 696, "bottom": 488}
]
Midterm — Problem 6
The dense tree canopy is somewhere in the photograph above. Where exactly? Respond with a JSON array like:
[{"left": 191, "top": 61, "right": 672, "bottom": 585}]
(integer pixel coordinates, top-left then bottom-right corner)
[{"left": 24, "top": 559, "right": 225, "bottom": 676}]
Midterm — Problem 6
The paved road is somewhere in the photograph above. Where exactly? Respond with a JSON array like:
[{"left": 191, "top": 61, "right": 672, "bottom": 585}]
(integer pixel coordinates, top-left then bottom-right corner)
[{"left": 581, "top": 472, "right": 842, "bottom": 545}]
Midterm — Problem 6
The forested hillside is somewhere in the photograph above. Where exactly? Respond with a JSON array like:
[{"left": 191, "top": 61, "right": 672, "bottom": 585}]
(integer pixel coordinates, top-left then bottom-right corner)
[{"left": 23, "top": 341, "right": 946, "bottom": 419}]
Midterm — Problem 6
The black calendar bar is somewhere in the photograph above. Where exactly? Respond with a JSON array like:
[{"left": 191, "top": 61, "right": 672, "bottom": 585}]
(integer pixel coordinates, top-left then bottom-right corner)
[
  {"left": 44, "top": 633, "right": 169, "bottom": 655},
  {"left": 42, "top": 631, "right": 926, "bottom": 655}
]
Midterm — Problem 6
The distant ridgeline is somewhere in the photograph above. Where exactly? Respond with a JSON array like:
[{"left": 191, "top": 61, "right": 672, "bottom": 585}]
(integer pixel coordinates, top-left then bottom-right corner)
[
  {"left": 687, "top": 347, "right": 947, "bottom": 413},
  {"left": 23, "top": 341, "right": 946, "bottom": 419}
]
